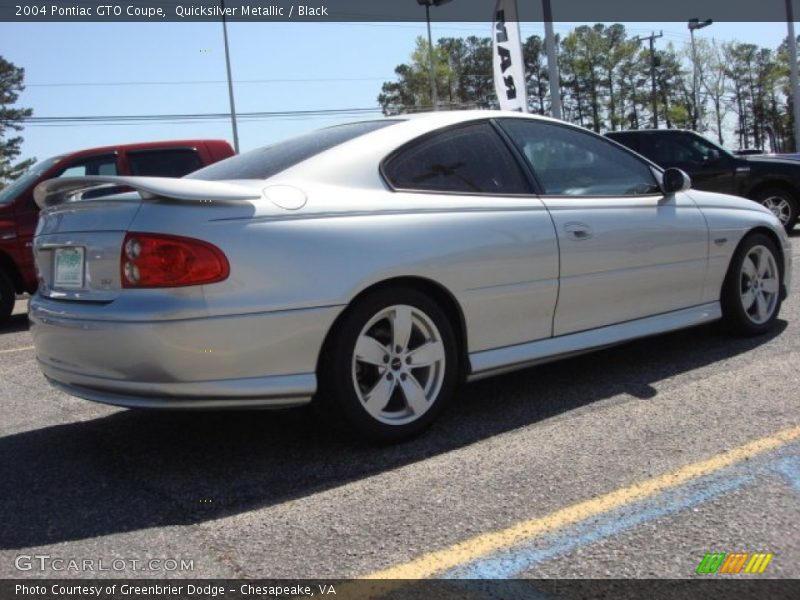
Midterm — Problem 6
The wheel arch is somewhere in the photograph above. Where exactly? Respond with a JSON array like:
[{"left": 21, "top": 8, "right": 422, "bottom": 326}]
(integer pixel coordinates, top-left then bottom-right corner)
[
  {"left": 746, "top": 178, "right": 799, "bottom": 203},
  {"left": 722, "top": 226, "right": 787, "bottom": 304},
  {"left": 743, "top": 226, "right": 787, "bottom": 279},
  {"left": 318, "top": 276, "right": 471, "bottom": 382},
  {"left": 0, "top": 250, "right": 25, "bottom": 294},
  {"left": 719, "top": 226, "right": 786, "bottom": 334}
]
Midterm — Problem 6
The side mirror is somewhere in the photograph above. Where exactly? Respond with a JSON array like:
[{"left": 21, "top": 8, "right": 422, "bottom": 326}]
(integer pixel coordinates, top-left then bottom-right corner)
[{"left": 662, "top": 168, "right": 691, "bottom": 194}]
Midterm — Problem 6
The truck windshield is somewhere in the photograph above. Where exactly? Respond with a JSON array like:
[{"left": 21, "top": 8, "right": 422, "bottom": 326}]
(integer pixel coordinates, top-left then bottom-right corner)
[{"left": 0, "top": 156, "right": 63, "bottom": 205}]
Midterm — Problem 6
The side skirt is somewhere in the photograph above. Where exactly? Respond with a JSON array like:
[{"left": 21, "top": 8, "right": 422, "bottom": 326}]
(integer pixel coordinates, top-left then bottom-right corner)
[{"left": 467, "top": 302, "right": 722, "bottom": 381}]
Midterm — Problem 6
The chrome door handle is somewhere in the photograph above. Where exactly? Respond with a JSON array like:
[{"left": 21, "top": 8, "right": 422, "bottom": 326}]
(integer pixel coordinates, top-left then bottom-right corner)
[{"left": 563, "top": 222, "right": 593, "bottom": 240}]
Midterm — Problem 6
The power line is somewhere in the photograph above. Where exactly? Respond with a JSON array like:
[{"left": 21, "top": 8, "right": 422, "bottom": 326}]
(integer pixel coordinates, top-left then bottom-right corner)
[
  {"left": 20, "top": 101, "right": 492, "bottom": 128},
  {"left": 26, "top": 76, "right": 395, "bottom": 88},
  {"left": 22, "top": 106, "right": 386, "bottom": 126}
]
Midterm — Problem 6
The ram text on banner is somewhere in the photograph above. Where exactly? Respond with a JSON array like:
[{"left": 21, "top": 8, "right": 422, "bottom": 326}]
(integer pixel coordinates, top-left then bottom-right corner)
[{"left": 492, "top": 0, "right": 527, "bottom": 112}]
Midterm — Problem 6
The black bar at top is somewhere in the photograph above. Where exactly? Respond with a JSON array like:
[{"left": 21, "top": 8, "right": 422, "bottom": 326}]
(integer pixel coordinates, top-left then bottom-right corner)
[{"left": 0, "top": 0, "right": 799, "bottom": 23}]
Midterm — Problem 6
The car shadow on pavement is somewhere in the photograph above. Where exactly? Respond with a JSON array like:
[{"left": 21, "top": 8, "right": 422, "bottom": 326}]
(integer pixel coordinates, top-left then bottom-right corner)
[{"left": 0, "top": 320, "right": 788, "bottom": 550}]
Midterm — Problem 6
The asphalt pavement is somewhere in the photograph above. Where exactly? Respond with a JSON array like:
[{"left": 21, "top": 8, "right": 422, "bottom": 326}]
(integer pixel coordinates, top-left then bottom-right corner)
[{"left": 1, "top": 233, "right": 798, "bottom": 583}]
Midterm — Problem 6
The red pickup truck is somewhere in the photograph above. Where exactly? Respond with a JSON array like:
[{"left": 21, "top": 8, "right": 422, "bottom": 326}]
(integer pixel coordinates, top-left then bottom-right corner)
[{"left": 0, "top": 139, "right": 234, "bottom": 322}]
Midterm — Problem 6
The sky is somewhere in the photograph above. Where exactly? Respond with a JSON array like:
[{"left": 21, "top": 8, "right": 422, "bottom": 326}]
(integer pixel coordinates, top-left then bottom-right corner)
[{"left": 0, "top": 20, "right": 793, "bottom": 164}]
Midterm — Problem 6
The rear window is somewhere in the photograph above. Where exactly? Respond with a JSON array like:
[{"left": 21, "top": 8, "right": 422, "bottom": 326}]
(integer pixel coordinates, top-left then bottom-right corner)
[
  {"left": 128, "top": 149, "right": 203, "bottom": 177},
  {"left": 187, "top": 120, "right": 400, "bottom": 181}
]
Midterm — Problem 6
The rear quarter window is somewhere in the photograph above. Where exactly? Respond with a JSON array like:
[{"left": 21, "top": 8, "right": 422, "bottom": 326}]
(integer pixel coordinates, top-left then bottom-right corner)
[{"left": 382, "top": 122, "right": 529, "bottom": 195}]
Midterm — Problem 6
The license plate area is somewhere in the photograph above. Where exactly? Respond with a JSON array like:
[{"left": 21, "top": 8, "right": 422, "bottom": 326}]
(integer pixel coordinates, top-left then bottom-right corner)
[{"left": 53, "top": 247, "right": 85, "bottom": 289}]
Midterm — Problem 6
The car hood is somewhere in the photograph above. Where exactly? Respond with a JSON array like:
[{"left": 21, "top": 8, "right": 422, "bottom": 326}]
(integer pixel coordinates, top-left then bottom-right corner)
[
  {"left": 686, "top": 189, "right": 774, "bottom": 217},
  {"left": 742, "top": 155, "right": 800, "bottom": 168}
]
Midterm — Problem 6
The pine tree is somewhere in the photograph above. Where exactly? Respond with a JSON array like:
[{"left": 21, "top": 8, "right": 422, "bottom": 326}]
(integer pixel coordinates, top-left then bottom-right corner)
[{"left": 0, "top": 56, "right": 34, "bottom": 189}]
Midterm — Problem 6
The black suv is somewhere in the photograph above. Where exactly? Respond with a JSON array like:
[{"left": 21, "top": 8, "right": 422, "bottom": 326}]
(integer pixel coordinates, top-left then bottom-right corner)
[{"left": 605, "top": 129, "right": 799, "bottom": 231}]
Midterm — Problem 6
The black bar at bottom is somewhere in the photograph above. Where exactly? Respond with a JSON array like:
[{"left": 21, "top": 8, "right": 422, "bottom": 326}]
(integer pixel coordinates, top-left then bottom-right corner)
[{"left": 2, "top": 579, "right": 800, "bottom": 600}]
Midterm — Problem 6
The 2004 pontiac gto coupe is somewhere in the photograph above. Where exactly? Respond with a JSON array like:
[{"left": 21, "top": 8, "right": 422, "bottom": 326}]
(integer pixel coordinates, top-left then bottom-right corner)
[{"left": 30, "top": 112, "right": 792, "bottom": 440}]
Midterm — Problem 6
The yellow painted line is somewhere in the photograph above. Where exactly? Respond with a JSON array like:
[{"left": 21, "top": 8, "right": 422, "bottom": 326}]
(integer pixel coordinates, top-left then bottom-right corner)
[
  {"left": 0, "top": 346, "right": 34, "bottom": 355},
  {"left": 364, "top": 425, "right": 800, "bottom": 580}
]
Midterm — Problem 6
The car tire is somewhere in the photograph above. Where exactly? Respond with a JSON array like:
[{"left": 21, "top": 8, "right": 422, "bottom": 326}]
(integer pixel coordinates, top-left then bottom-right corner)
[
  {"left": 753, "top": 187, "right": 798, "bottom": 232},
  {"left": 318, "top": 287, "right": 458, "bottom": 442},
  {"left": 0, "top": 270, "right": 15, "bottom": 324},
  {"left": 720, "top": 232, "right": 783, "bottom": 336}
]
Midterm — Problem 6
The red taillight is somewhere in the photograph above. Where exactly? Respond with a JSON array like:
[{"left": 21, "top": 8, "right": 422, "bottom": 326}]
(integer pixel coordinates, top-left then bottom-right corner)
[{"left": 121, "top": 233, "right": 229, "bottom": 288}]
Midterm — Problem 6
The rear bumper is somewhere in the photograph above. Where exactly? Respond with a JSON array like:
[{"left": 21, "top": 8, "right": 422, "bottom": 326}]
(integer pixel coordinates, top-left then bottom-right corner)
[
  {"left": 30, "top": 295, "right": 342, "bottom": 408},
  {"left": 41, "top": 366, "right": 315, "bottom": 409}
]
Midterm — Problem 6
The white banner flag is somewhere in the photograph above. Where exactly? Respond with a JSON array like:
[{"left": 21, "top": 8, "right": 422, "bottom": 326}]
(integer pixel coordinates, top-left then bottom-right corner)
[{"left": 492, "top": 0, "right": 528, "bottom": 112}]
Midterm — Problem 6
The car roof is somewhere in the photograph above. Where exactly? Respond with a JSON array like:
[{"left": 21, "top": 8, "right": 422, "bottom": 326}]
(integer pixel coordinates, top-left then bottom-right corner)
[
  {"left": 606, "top": 129, "right": 693, "bottom": 135},
  {"left": 384, "top": 109, "right": 567, "bottom": 127},
  {"left": 47, "top": 139, "right": 231, "bottom": 163},
  {"left": 376, "top": 110, "right": 593, "bottom": 143},
  {"left": 273, "top": 110, "right": 594, "bottom": 188}
]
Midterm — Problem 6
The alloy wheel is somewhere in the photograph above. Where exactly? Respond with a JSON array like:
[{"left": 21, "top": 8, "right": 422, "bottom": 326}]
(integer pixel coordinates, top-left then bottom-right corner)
[
  {"left": 760, "top": 196, "right": 792, "bottom": 226},
  {"left": 351, "top": 304, "right": 446, "bottom": 426},
  {"left": 739, "top": 245, "right": 779, "bottom": 325}
]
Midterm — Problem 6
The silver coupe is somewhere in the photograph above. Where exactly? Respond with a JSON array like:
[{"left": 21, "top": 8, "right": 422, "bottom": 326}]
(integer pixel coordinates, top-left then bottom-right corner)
[{"left": 30, "top": 112, "right": 792, "bottom": 440}]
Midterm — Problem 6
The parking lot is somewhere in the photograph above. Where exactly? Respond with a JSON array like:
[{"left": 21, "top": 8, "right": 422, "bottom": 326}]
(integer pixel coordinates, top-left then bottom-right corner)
[{"left": 1, "top": 233, "right": 798, "bottom": 582}]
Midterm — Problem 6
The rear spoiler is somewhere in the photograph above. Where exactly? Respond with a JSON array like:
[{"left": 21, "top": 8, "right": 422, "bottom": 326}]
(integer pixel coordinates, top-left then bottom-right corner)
[{"left": 34, "top": 176, "right": 263, "bottom": 209}]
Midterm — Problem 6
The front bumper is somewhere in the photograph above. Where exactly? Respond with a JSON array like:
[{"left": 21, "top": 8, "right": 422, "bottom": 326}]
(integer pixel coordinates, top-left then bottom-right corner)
[{"left": 30, "top": 296, "right": 342, "bottom": 409}]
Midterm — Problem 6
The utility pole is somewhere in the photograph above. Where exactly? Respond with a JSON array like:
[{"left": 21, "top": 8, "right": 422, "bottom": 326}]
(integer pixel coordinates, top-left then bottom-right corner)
[
  {"left": 417, "top": 0, "right": 453, "bottom": 111},
  {"left": 221, "top": 0, "right": 239, "bottom": 153},
  {"left": 688, "top": 18, "right": 713, "bottom": 132},
  {"left": 424, "top": 2, "right": 438, "bottom": 110},
  {"left": 786, "top": 0, "right": 800, "bottom": 151},
  {"left": 542, "top": 0, "right": 562, "bottom": 120},
  {"left": 634, "top": 31, "right": 663, "bottom": 128}
]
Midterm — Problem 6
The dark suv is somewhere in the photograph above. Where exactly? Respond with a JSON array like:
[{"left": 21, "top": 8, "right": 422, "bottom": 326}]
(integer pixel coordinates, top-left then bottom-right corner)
[
  {"left": 0, "top": 140, "right": 234, "bottom": 322},
  {"left": 605, "top": 129, "right": 800, "bottom": 232}
]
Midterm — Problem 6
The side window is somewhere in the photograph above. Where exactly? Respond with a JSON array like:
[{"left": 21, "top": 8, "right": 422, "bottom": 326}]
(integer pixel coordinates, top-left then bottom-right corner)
[
  {"left": 56, "top": 155, "right": 120, "bottom": 198},
  {"left": 498, "top": 119, "right": 659, "bottom": 196},
  {"left": 128, "top": 149, "right": 203, "bottom": 177},
  {"left": 57, "top": 154, "right": 118, "bottom": 178},
  {"left": 645, "top": 134, "right": 724, "bottom": 169},
  {"left": 383, "top": 122, "right": 529, "bottom": 194},
  {"left": 650, "top": 135, "right": 695, "bottom": 167},
  {"left": 685, "top": 134, "right": 726, "bottom": 165}
]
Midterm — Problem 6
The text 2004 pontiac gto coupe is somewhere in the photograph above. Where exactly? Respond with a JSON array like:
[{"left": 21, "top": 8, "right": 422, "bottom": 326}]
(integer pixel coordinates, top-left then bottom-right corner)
[{"left": 30, "top": 112, "right": 792, "bottom": 440}]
